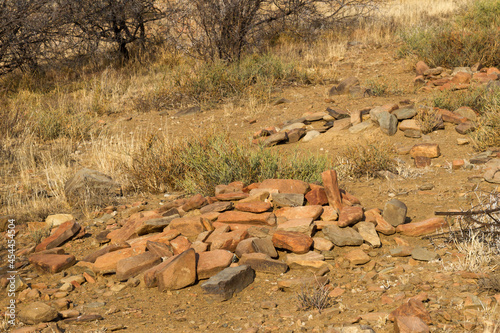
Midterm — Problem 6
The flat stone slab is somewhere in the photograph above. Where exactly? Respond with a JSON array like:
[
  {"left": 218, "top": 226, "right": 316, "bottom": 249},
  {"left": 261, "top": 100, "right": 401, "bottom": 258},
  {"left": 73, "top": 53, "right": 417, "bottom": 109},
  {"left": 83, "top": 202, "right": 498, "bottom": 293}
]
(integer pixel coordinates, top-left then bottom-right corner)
[
  {"left": 197, "top": 249, "right": 234, "bottom": 280},
  {"left": 35, "top": 221, "right": 81, "bottom": 252},
  {"left": 323, "top": 225, "right": 363, "bottom": 246},
  {"left": 29, "top": 254, "right": 76, "bottom": 273},
  {"left": 239, "top": 253, "right": 288, "bottom": 274},
  {"left": 18, "top": 302, "right": 58, "bottom": 325},
  {"left": 201, "top": 265, "right": 255, "bottom": 301},
  {"left": 271, "top": 193, "right": 305, "bottom": 207},
  {"left": 116, "top": 252, "right": 161, "bottom": 281},
  {"left": 157, "top": 249, "right": 197, "bottom": 291}
]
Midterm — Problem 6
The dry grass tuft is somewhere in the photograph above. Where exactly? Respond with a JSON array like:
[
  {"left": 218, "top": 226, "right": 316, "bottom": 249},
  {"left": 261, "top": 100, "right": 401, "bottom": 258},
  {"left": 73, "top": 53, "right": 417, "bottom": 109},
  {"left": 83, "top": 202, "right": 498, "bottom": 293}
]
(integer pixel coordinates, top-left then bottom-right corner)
[
  {"left": 124, "top": 132, "right": 330, "bottom": 196},
  {"left": 414, "top": 106, "right": 442, "bottom": 134},
  {"left": 296, "top": 281, "right": 333, "bottom": 314},
  {"left": 334, "top": 143, "right": 398, "bottom": 180}
]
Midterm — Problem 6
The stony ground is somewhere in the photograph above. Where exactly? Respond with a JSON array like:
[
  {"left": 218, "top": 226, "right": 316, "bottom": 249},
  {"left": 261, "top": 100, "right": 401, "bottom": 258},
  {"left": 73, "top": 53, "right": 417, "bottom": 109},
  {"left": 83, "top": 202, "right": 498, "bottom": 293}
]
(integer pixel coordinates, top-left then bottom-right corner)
[{"left": 1, "top": 43, "right": 500, "bottom": 333}]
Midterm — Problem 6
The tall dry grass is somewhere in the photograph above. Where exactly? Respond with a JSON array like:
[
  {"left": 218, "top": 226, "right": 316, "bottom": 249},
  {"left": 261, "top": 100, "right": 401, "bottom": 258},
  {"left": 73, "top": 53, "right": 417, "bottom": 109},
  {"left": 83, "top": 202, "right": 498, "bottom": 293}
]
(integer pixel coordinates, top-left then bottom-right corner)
[{"left": 0, "top": 0, "right": 472, "bottom": 221}]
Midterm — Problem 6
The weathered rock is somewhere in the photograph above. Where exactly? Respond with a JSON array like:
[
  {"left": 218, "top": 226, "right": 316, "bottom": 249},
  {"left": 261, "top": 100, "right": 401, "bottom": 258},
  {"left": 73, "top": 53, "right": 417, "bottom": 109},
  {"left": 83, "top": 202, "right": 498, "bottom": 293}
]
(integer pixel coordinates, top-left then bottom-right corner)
[
  {"left": 455, "top": 122, "right": 476, "bottom": 134},
  {"left": 18, "top": 302, "right": 58, "bottom": 325},
  {"left": 382, "top": 199, "right": 407, "bottom": 227},
  {"left": 252, "top": 238, "right": 278, "bottom": 258},
  {"left": 215, "top": 192, "right": 249, "bottom": 201},
  {"left": 234, "top": 237, "right": 278, "bottom": 258},
  {"left": 271, "top": 193, "right": 304, "bottom": 207},
  {"left": 389, "top": 298, "right": 432, "bottom": 324},
  {"left": 170, "top": 235, "right": 192, "bottom": 255},
  {"left": 345, "top": 249, "right": 371, "bottom": 265},
  {"left": 81, "top": 243, "right": 131, "bottom": 263},
  {"left": 157, "top": 249, "right": 197, "bottom": 291},
  {"left": 286, "top": 251, "right": 327, "bottom": 272},
  {"left": 286, "top": 128, "right": 307, "bottom": 143},
  {"left": 263, "top": 132, "right": 288, "bottom": 147},
  {"left": 404, "top": 129, "right": 422, "bottom": 138},
  {"left": 139, "top": 215, "right": 179, "bottom": 234},
  {"left": 323, "top": 225, "right": 363, "bottom": 246},
  {"left": 197, "top": 249, "right": 234, "bottom": 279},
  {"left": 354, "top": 222, "right": 381, "bottom": 248},
  {"left": 201, "top": 265, "right": 255, "bottom": 301},
  {"left": 454, "top": 106, "right": 477, "bottom": 121},
  {"left": 338, "top": 206, "right": 364, "bottom": 227},
  {"left": 414, "top": 156, "right": 431, "bottom": 168},
  {"left": 321, "top": 170, "right": 343, "bottom": 211},
  {"left": 396, "top": 217, "right": 447, "bottom": 236},
  {"left": 305, "top": 187, "right": 329, "bottom": 205},
  {"left": 29, "top": 254, "right": 76, "bottom": 274},
  {"left": 313, "top": 237, "right": 334, "bottom": 251},
  {"left": 168, "top": 216, "right": 206, "bottom": 237},
  {"left": 410, "top": 143, "right": 440, "bottom": 159},
  {"left": 35, "top": 221, "right": 81, "bottom": 252},
  {"left": 374, "top": 214, "right": 397, "bottom": 235},
  {"left": 93, "top": 248, "right": 144, "bottom": 274},
  {"left": 320, "top": 206, "right": 339, "bottom": 222},
  {"left": 116, "top": 252, "right": 161, "bottom": 281},
  {"left": 107, "top": 210, "right": 163, "bottom": 243},
  {"left": 393, "top": 107, "right": 417, "bottom": 120},
  {"left": 331, "top": 118, "right": 352, "bottom": 131},
  {"left": 274, "top": 205, "right": 323, "bottom": 221},
  {"left": 415, "top": 61, "right": 430, "bottom": 76},
  {"left": 272, "top": 230, "right": 313, "bottom": 254},
  {"left": 399, "top": 119, "right": 421, "bottom": 132},
  {"left": 390, "top": 246, "right": 413, "bottom": 257},
  {"left": 484, "top": 159, "right": 500, "bottom": 184},
  {"left": 200, "top": 201, "right": 233, "bottom": 214},
  {"left": 411, "top": 248, "right": 439, "bottom": 261},
  {"left": 394, "top": 316, "right": 430, "bottom": 333},
  {"left": 181, "top": 194, "right": 207, "bottom": 212},
  {"left": 234, "top": 202, "right": 271, "bottom": 213},
  {"left": 45, "top": 214, "right": 74, "bottom": 228},
  {"left": 146, "top": 241, "right": 174, "bottom": 258},
  {"left": 64, "top": 168, "right": 121, "bottom": 206},
  {"left": 259, "top": 179, "right": 310, "bottom": 194},
  {"left": 329, "top": 77, "right": 360, "bottom": 96},
  {"left": 239, "top": 253, "right": 288, "bottom": 274},
  {"left": 286, "top": 251, "right": 324, "bottom": 265},
  {"left": 302, "top": 130, "right": 321, "bottom": 142},
  {"left": 208, "top": 229, "right": 248, "bottom": 252},
  {"left": 277, "top": 218, "right": 315, "bottom": 235},
  {"left": 217, "top": 211, "right": 275, "bottom": 225},
  {"left": 349, "top": 121, "right": 373, "bottom": 134},
  {"left": 378, "top": 111, "right": 398, "bottom": 136}
]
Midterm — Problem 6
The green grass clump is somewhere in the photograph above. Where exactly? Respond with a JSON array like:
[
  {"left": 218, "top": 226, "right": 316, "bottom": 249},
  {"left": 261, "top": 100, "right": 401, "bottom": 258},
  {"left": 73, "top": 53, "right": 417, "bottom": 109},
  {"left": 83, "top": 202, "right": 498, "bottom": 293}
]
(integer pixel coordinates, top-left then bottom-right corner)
[
  {"left": 172, "top": 53, "right": 310, "bottom": 107},
  {"left": 126, "top": 133, "right": 330, "bottom": 195},
  {"left": 432, "top": 86, "right": 488, "bottom": 112},
  {"left": 399, "top": 0, "right": 500, "bottom": 68}
]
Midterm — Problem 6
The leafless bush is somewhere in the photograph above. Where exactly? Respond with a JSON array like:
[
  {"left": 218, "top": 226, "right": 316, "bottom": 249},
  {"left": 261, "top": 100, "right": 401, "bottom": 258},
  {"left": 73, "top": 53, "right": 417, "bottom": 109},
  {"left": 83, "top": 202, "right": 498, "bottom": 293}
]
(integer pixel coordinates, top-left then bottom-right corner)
[
  {"left": 176, "top": 0, "right": 380, "bottom": 62},
  {"left": 0, "top": 0, "right": 66, "bottom": 75},
  {"left": 62, "top": 0, "right": 165, "bottom": 60},
  {"left": 0, "top": 0, "right": 166, "bottom": 75},
  {"left": 296, "top": 280, "right": 333, "bottom": 313}
]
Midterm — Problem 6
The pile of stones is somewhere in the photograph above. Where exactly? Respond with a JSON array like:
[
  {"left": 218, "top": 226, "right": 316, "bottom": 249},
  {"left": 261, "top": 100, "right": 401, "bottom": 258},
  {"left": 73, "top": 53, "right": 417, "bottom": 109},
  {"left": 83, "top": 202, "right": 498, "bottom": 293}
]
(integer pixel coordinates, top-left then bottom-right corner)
[{"left": 3, "top": 169, "right": 452, "bottom": 331}]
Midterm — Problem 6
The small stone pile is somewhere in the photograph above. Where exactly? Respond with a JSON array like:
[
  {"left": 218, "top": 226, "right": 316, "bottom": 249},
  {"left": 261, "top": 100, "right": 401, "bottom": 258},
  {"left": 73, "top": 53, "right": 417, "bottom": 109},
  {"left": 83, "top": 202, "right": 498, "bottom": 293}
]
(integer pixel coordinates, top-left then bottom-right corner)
[
  {"left": 414, "top": 61, "right": 500, "bottom": 92},
  {"left": 4, "top": 170, "right": 453, "bottom": 331}
]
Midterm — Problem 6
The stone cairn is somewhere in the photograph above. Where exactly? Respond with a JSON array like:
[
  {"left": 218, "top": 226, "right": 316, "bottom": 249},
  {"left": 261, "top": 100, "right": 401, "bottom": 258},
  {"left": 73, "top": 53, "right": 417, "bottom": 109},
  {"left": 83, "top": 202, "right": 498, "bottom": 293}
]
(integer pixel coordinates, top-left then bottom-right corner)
[{"left": 6, "top": 170, "right": 452, "bottom": 331}]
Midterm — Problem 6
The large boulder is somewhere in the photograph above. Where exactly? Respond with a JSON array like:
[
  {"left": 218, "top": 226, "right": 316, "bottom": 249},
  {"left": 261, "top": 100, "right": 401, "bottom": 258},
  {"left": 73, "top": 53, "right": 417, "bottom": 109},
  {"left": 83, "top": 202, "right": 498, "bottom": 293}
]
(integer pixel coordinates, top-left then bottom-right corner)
[{"left": 64, "top": 168, "right": 121, "bottom": 207}]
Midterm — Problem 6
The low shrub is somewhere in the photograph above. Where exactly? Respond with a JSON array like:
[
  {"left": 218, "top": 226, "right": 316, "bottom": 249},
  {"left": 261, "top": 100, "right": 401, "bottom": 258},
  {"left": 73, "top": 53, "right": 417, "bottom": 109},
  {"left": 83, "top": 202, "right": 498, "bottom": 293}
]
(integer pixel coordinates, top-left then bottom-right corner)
[
  {"left": 334, "top": 143, "right": 398, "bottom": 179},
  {"left": 126, "top": 132, "right": 330, "bottom": 195},
  {"left": 399, "top": 0, "right": 500, "bottom": 68}
]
